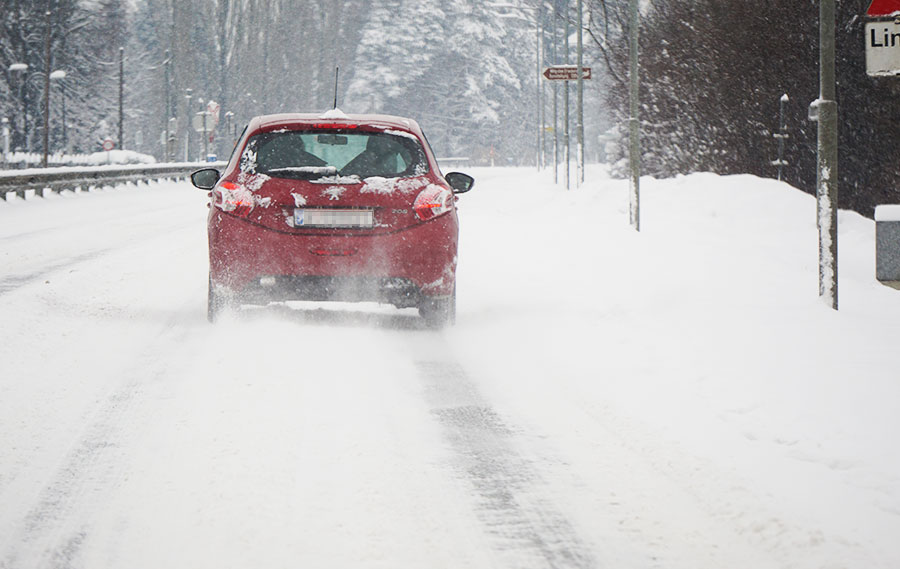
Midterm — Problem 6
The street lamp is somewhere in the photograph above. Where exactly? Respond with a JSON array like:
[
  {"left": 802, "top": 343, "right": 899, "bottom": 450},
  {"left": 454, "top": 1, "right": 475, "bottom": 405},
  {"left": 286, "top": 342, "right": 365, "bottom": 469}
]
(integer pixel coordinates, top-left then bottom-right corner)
[
  {"left": 184, "top": 88, "right": 192, "bottom": 161},
  {"left": 8, "top": 63, "right": 28, "bottom": 151},
  {"left": 2, "top": 117, "right": 9, "bottom": 165},
  {"left": 49, "top": 70, "right": 67, "bottom": 155},
  {"left": 163, "top": 49, "right": 171, "bottom": 161},
  {"left": 198, "top": 97, "right": 209, "bottom": 161}
]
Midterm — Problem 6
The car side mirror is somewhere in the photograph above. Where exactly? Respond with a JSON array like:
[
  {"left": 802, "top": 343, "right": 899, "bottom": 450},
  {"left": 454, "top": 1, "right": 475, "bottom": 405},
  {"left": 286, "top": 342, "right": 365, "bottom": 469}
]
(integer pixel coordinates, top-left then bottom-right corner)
[
  {"left": 191, "top": 168, "right": 221, "bottom": 190},
  {"left": 445, "top": 172, "right": 474, "bottom": 194}
]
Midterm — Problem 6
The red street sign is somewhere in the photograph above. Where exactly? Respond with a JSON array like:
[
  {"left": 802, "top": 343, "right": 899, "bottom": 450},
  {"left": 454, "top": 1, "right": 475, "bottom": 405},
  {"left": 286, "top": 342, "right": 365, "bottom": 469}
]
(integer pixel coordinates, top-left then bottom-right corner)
[
  {"left": 867, "top": 0, "right": 900, "bottom": 16},
  {"left": 542, "top": 66, "right": 592, "bottom": 81}
]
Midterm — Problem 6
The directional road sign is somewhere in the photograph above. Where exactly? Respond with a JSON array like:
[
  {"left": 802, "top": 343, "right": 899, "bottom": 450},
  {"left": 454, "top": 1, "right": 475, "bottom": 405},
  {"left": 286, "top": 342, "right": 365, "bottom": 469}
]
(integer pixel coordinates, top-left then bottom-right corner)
[{"left": 542, "top": 66, "right": 592, "bottom": 81}]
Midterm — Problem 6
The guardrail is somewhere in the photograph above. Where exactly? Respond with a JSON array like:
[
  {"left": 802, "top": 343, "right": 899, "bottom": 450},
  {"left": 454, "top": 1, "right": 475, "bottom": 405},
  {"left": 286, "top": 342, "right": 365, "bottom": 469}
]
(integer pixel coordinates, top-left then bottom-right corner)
[
  {"left": 437, "top": 157, "right": 471, "bottom": 170},
  {"left": 0, "top": 162, "right": 226, "bottom": 200},
  {"left": 1, "top": 160, "right": 473, "bottom": 201}
]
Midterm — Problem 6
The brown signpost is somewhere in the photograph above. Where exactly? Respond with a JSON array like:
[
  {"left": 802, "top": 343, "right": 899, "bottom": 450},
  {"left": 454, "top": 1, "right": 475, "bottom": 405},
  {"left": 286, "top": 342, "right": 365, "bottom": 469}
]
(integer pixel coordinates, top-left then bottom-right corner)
[{"left": 542, "top": 66, "right": 592, "bottom": 81}]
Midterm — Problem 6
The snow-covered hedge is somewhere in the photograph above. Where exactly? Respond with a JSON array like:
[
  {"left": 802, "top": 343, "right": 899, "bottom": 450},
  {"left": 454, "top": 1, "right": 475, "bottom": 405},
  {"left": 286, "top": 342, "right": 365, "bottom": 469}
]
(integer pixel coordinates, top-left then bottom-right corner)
[{"left": 2, "top": 149, "right": 157, "bottom": 169}]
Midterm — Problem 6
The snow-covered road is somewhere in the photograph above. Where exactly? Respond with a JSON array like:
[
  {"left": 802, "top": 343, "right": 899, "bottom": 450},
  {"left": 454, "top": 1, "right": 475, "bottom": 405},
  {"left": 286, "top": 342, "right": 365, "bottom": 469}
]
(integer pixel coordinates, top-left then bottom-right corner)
[{"left": 2, "top": 168, "right": 900, "bottom": 569}]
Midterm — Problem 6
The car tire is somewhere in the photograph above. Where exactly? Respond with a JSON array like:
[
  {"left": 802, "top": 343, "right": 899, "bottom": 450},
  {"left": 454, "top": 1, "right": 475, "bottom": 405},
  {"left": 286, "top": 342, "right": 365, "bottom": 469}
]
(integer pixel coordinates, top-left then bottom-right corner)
[
  {"left": 207, "top": 276, "right": 229, "bottom": 323},
  {"left": 419, "top": 286, "right": 456, "bottom": 329}
]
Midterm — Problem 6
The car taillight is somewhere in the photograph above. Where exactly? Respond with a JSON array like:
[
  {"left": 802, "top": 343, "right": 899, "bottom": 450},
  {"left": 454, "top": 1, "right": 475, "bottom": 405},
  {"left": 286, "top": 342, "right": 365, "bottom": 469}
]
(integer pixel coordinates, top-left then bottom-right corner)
[
  {"left": 413, "top": 185, "right": 453, "bottom": 221},
  {"left": 214, "top": 181, "right": 255, "bottom": 217}
]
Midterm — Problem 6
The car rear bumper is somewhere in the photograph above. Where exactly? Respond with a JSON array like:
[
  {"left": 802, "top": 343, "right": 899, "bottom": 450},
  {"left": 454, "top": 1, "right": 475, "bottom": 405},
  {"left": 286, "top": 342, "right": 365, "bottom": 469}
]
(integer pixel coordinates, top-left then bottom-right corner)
[{"left": 208, "top": 209, "right": 458, "bottom": 302}]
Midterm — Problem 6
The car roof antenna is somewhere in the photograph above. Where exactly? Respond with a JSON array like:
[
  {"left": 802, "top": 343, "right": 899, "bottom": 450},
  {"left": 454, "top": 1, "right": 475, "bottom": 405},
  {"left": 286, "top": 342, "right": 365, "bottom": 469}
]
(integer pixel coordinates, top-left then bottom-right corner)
[{"left": 333, "top": 67, "right": 339, "bottom": 110}]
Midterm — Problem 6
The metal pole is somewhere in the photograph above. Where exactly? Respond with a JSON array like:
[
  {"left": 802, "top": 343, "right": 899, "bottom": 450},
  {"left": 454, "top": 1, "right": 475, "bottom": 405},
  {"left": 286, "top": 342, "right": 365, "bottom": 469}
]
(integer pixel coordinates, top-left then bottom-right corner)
[
  {"left": 2, "top": 118, "right": 9, "bottom": 164},
  {"left": 9, "top": 64, "right": 28, "bottom": 152},
  {"left": 41, "top": 9, "right": 52, "bottom": 167},
  {"left": 553, "top": 0, "right": 559, "bottom": 184},
  {"left": 536, "top": 3, "right": 541, "bottom": 170},
  {"left": 203, "top": 111, "right": 209, "bottom": 161},
  {"left": 818, "top": 0, "right": 838, "bottom": 310},
  {"left": 774, "top": 94, "right": 788, "bottom": 181},
  {"left": 118, "top": 47, "right": 124, "bottom": 150},
  {"left": 564, "top": 0, "right": 570, "bottom": 190},
  {"left": 119, "top": 47, "right": 125, "bottom": 150},
  {"left": 164, "top": 50, "right": 170, "bottom": 162},
  {"left": 59, "top": 77, "right": 67, "bottom": 154},
  {"left": 538, "top": 3, "right": 545, "bottom": 170},
  {"left": 185, "top": 88, "right": 192, "bottom": 162},
  {"left": 576, "top": 0, "right": 584, "bottom": 187},
  {"left": 198, "top": 97, "right": 205, "bottom": 161},
  {"left": 628, "top": 0, "right": 641, "bottom": 231}
]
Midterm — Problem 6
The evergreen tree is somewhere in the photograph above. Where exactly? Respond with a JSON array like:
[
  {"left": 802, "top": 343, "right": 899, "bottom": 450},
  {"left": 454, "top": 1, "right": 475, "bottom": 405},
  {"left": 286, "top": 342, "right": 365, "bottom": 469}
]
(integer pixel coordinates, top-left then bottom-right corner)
[
  {"left": 346, "top": 0, "right": 535, "bottom": 162},
  {"left": 589, "top": 0, "right": 900, "bottom": 216}
]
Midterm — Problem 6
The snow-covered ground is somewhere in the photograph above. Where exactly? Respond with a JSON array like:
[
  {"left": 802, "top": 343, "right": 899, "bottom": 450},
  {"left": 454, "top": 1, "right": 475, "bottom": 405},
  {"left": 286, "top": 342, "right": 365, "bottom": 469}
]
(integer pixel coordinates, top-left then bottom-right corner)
[{"left": 1, "top": 166, "right": 899, "bottom": 569}]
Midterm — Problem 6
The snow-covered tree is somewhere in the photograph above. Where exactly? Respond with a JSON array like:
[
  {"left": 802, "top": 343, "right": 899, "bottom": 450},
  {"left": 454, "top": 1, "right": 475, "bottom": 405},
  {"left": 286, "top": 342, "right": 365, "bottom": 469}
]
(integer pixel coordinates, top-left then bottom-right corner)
[
  {"left": 0, "top": 0, "right": 129, "bottom": 154},
  {"left": 346, "top": 0, "right": 536, "bottom": 163},
  {"left": 589, "top": 0, "right": 900, "bottom": 216}
]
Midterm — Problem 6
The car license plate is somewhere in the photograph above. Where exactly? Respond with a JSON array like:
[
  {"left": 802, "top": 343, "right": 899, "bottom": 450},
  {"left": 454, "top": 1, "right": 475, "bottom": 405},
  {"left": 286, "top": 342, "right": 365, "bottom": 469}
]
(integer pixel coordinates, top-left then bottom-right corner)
[{"left": 294, "top": 208, "right": 374, "bottom": 228}]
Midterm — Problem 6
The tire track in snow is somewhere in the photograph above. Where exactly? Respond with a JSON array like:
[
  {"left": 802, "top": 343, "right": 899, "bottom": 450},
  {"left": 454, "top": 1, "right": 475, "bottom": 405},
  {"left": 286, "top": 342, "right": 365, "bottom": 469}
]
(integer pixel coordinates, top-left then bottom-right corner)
[
  {"left": 0, "top": 249, "right": 114, "bottom": 297},
  {"left": 0, "top": 192, "right": 204, "bottom": 298},
  {"left": 417, "top": 360, "right": 598, "bottom": 569},
  {"left": 0, "top": 322, "right": 193, "bottom": 569}
]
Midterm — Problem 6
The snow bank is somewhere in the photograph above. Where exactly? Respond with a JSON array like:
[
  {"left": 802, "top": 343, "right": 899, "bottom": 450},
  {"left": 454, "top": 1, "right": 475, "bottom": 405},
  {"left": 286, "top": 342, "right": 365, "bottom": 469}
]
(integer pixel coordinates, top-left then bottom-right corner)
[{"left": 875, "top": 204, "right": 900, "bottom": 222}]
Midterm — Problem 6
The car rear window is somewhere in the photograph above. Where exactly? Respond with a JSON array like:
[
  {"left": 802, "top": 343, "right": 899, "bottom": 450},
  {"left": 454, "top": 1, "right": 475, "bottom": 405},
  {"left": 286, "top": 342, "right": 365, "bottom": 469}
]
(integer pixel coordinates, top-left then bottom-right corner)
[{"left": 240, "top": 130, "right": 428, "bottom": 180}]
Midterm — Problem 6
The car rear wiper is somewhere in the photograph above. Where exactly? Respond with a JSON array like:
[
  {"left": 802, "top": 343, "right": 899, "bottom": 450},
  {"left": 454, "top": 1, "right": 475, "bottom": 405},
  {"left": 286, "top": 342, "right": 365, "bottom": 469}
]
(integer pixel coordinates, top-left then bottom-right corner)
[{"left": 265, "top": 166, "right": 339, "bottom": 180}]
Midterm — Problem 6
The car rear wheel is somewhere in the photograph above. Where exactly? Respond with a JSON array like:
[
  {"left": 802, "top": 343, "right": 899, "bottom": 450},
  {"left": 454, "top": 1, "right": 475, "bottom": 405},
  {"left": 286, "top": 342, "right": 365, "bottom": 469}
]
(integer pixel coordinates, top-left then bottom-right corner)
[
  {"left": 207, "top": 276, "right": 231, "bottom": 323},
  {"left": 419, "top": 286, "right": 456, "bottom": 329}
]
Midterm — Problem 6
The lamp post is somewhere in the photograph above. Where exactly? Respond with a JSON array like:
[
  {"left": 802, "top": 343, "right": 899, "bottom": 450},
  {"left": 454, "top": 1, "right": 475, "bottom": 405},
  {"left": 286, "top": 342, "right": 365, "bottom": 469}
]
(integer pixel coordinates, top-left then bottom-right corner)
[
  {"left": 167, "top": 117, "right": 177, "bottom": 162},
  {"left": 184, "top": 88, "right": 192, "bottom": 161},
  {"left": 628, "top": 0, "right": 641, "bottom": 231},
  {"left": 817, "top": 0, "right": 838, "bottom": 310},
  {"left": 8, "top": 63, "right": 28, "bottom": 152},
  {"left": 552, "top": 0, "right": 559, "bottom": 183},
  {"left": 163, "top": 49, "right": 171, "bottom": 162},
  {"left": 564, "top": 1, "right": 570, "bottom": 190},
  {"left": 49, "top": 70, "right": 67, "bottom": 155},
  {"left": 537, "top": 2, "right": 543, "bottom": 170},
  {"left": 118, "top": 47, "right": 124, "bottom": 151},
  {"left": 198, "top": 97, "right": 209, "bottom": 161},
  {"left": 40, "top": 9, "right": 52, "bottom": 166},
  {"left": 2, "top": 117, "right": 9, "bottom": 165},
  {"left": 576, "top": 0, "right": 584, "bottom": 186}
]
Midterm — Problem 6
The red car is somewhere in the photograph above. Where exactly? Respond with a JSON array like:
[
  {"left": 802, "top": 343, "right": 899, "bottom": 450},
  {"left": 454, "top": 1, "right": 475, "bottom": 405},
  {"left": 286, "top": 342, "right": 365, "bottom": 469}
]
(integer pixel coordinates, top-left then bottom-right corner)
[{"left": 190, "top": 111, "right": 474, "bottom": 326}]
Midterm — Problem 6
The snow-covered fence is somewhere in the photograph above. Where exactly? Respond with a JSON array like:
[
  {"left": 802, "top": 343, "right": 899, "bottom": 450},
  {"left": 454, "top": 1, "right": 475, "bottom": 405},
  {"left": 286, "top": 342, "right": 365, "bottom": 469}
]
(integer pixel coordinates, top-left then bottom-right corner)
[{"left": 0, "top": 162, "right": 225, "bottom": 200}]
